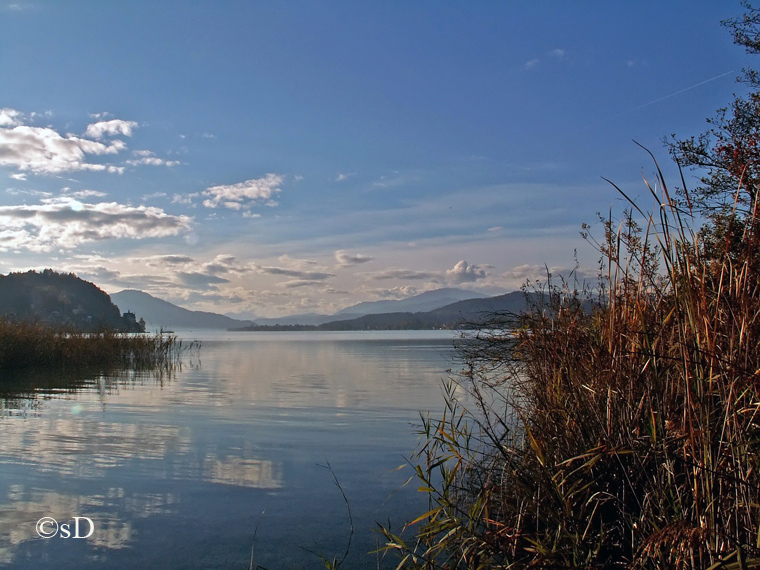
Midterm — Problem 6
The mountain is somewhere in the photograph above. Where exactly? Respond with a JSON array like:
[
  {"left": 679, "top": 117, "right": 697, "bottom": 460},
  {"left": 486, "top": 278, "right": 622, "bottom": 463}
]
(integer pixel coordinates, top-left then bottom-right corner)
[
  {"left": 243, "top": 288, "right": 490, "bottom": 326},
  {"left": 427, "top": 291, "right": 538, "bottom": 322},
  {"left": 234, "top": 291, "right": 547, "bottom": 331},
  {"left": 317, "top": 291, "right": 538, "bottom": 330},
  {"left": 110, "top": 288, "right": 538, "bottom": 332},
  {"left": 0, "top": 269, "right": 143, "bottom": 332},
  {"left": 249, "top": 312, "right": 345, "bottom": 326},
  {"left": 111, "top": 290, "right": 256, "bottom": 330},
  {"left": 335, "top": 288, "right": 489, "bottom": 316}
]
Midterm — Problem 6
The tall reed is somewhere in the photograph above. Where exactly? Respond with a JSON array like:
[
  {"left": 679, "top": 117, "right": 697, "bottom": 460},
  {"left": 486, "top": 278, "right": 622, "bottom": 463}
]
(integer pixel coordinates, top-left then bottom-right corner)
[
  {"left": 381, "top": 159, "right": 760, "bottom": 569},
  {"left": 0, "top": 320, "right": 195, "bottom": 372}
]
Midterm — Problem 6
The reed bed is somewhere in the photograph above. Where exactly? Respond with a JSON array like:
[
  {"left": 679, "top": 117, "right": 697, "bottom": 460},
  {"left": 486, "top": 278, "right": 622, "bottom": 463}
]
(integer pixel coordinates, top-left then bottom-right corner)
[
  {"left": 0, "top": 319, "right": 194, "bottom": 372},
  {"left": 381, "top": 160, "right": 760, "bottom": 569}
]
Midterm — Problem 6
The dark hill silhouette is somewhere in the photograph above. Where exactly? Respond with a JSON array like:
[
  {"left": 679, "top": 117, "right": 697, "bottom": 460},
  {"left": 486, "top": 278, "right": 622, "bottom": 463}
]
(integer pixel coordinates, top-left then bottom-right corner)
[{"left": 0, "top": 269, "right": 143, "bottom": 332}]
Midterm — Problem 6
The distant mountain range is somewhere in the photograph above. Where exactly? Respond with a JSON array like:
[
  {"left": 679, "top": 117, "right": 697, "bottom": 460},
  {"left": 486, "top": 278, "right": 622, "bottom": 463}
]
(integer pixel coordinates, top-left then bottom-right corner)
[
  {"left": 335, "top": 288, "right": 489, "bottom": 316},
  {"left": 110, "top": 287, "right": 515, "bottom": 331},
  {"left": 0, "top": 272, "right": 534, "bottom": 333},
  {"left": 245, "top": 287, "right": 490, "bottom": 326},
  {"left": 242, "top": 291, "right": 539, "bottom": 331},
  {"left": 111, "top": 290, "right": 256, "bottom": 330}
]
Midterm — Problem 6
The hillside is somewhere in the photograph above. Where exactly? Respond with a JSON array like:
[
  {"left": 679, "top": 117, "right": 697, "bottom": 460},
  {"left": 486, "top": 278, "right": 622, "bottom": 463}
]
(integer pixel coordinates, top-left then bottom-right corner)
[
  {"left": 111, "top": 290, "right": 256, "bottom": 330},
  {"left": 0, "top": 270, "right": 143, "bottom": 332}
]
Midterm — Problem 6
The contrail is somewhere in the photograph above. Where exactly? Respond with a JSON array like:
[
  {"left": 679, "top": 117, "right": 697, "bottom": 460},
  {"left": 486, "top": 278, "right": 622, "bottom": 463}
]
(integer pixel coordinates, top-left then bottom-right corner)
[{"left": 614, "top": 69, "right": 736, "bottom": 118}]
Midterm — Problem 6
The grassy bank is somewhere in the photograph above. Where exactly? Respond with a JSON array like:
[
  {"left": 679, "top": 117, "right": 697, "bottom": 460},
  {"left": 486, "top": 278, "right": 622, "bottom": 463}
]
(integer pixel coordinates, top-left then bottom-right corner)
[
  {"left": 380, "top": 159, "right": 760, "bottom": 568},
  {"left": 0, "top": 319, "right": 195, "bottom": 371}
]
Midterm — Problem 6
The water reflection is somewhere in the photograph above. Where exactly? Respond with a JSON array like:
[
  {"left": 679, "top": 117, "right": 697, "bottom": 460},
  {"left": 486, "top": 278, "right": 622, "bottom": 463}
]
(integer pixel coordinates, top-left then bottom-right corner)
[
  {"left": 203, "top": 456, "right": 282, "bottom": 489},
  {"left": 0, "top": 485, "right": 181, "bottom": 562},
  {"left": 0, "top": 331, "right": 455, "bottom": 569}
]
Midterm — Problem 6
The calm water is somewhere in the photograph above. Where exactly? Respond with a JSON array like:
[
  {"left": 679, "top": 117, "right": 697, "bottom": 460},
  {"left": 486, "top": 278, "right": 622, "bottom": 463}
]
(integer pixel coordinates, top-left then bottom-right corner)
[{"left": 0, "top": 331, "right": 460, "bottom": 569}]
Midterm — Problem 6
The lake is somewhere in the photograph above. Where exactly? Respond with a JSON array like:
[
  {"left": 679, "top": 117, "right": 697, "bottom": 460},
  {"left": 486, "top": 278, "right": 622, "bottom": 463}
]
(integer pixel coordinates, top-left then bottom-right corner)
[{"left": 0, "top": 330, "right": 461, "bottom": 569}]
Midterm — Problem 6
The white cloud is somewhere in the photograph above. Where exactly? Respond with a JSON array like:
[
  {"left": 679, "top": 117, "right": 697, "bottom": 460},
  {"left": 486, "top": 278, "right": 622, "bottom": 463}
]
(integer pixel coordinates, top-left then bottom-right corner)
[
  {"left": 254, "top": 263, "right": 334, "bottom": 281},
  {"left": 0, "top": 124, "right": 127, "bottom": 174},
  {"left": 126, "top": 156, "right": 180, "bottom": 167},
  {"left": 525, "top": 48, "right": 567, "bottom": 71},
  {"left": 203, "top": 254, "right": 253, "bottom": 276},
  {"left": 0, "top": 198, "right": 192, "bottom": 251},
  {"left": 277, "top": 254, "right": 317, "bottom": 268},
  {"left": 82, "top": 266, "right": 124, "bottom": 282},
  {"left": 4, "top": 187, "right": 51, "bottom": 198},
  {"left": 335, "top": 250, "right": 374, "bottom": 266},
  {"left": 0, "top": 108, "right": 23, "bottom": 127},
  {"left": 84, "top": 119, "right": 138, "bottom": 139},
  {"left": 372, "top": 172, "right": 413, "bottom": 189},
  {"left": 123, "top": 254, "right": 254, "bottom": 291},
  {"left": 547, "top": 48, "right": 566, "bottom": 59},
  {"left": 141, "top": 191, "right": 167, "bottom": 201},
  {"left": 368, "top": 285, "right": 420, "bottom": 299},
  {"left": 335, "top": 172, "right": 356, "bottom": 182},
  {"left": 445, "top": 260, "right": 488, "bottom": 284},
  {"left": 369, "top": 268, "right": 438, "bottom": 281},
  {"left": 176, "top": 272, "right": 229, "bottom": 288},
  {"left": 281, "top": 279, "right": 324, "bottom": 288},
  {"left": 127, "top": 255, "right": 195, "bottom": 269},
  {"left": 9, "top": 172, "right": 27, "bottom": 181},
  {"left": 172, "top": 193, "right": 198, "bottom": 205},
  {"left": 500, "top": 264, "right": 596, "bottom": 288},
  {"left": 202, "top": 174, "right": 283, "bottom": 210},
  {"left": 62, "top": 189, "right": 107, "bottom": 199}
]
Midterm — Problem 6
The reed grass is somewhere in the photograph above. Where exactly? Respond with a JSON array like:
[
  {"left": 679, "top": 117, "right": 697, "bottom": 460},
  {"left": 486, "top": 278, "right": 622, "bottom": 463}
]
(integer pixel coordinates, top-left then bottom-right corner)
[
  {"left": 380, "top": 157, "right": 760, "bottom": 569},
  {"left": 0, "top": 319, "right": 195, "bottom": 372}
]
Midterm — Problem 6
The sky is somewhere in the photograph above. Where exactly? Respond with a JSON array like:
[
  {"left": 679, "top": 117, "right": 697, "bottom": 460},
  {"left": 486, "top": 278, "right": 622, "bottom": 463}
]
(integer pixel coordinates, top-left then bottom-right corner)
[{"left": 0, "top": 1, "right": 754, "bottom": 318}]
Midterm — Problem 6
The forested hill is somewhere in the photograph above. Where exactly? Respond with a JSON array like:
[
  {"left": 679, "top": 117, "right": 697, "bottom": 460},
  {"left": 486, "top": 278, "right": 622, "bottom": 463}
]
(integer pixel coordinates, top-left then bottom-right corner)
[{"left": 0, "top": 270, "right": 143, "bottom": 332}]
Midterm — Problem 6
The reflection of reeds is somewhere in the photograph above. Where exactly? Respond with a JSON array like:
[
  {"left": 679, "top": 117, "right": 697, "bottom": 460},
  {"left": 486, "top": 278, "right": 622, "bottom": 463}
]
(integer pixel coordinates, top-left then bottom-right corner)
[
  {"left": 0, "top": 320, "right": 198, "bottom": 372},
  {"left": 381, "top": 159, "right": 760, "bottom": 568}
]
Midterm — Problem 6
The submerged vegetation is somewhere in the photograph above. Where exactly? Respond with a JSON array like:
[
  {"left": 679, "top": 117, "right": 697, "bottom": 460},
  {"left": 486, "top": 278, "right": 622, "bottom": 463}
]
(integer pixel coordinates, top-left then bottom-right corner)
[
  {"left": 380, "top": 6, "right": 760, "bottom": 569},
  {"left": 0, "top": 319, "right": 194, "bottom": 372}
]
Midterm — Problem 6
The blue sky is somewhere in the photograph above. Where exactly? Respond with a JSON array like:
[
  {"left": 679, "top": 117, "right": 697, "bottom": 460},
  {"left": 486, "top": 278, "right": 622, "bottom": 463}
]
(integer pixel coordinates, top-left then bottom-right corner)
[{"left": 0, "top": 1, "right": 752, "bottom": 317}]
